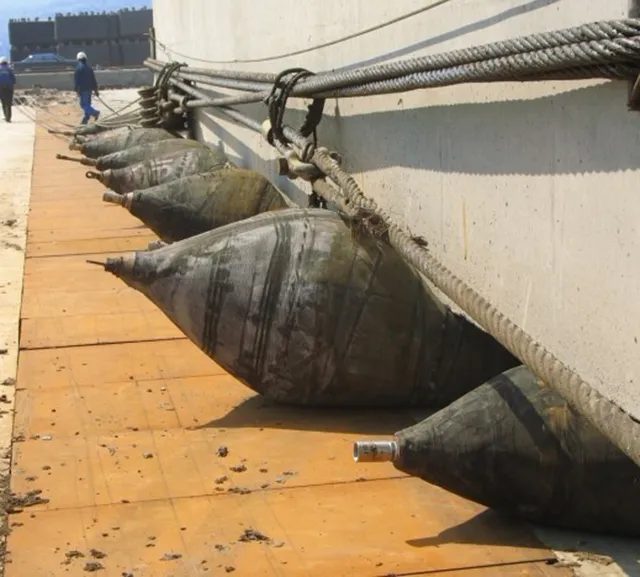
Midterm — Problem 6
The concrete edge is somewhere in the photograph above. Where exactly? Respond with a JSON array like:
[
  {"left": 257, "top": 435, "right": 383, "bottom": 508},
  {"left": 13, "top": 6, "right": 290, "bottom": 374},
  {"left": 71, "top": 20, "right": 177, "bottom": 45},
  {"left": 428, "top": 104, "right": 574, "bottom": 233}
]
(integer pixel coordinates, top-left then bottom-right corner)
[
  {"left": 0, "top": 109, "right": 36, "bottom": 575},
  {"left": 16, "top": 68, "right": 154, "bottom": 91}
]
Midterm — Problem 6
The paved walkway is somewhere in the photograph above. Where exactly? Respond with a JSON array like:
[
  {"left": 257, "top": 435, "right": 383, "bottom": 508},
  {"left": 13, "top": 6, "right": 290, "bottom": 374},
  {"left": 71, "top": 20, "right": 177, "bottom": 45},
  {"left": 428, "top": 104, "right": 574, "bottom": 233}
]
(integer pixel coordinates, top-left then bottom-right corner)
[
  {"left": 0, "top": 108, "right": 36, "bottom": 548},
  {"left": 3, "top": 110, "right": 572, "bottom": 576}
]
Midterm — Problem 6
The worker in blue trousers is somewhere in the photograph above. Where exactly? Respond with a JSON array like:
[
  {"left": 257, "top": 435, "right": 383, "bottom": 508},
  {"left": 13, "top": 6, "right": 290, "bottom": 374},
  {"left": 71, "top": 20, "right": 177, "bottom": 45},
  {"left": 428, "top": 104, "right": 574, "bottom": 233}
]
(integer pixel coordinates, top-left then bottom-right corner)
[
  {"left": 74, "top": 51, "right": 100, "bottom": 124},
  {"left": 0, "top": 56, "right": 16, "bottom": 123}
]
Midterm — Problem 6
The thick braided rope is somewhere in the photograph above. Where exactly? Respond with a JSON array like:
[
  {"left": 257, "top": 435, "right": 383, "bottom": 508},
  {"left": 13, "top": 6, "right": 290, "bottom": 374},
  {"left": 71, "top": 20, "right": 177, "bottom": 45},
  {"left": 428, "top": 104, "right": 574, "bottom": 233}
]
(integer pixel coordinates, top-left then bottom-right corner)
[{"left": 306, "top": 144, "right": 640, "bottom": 467}]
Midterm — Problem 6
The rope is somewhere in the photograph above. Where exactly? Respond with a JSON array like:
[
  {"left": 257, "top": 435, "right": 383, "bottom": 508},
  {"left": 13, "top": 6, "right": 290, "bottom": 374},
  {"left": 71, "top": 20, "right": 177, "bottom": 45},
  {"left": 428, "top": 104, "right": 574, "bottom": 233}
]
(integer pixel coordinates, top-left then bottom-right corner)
[
  {"left": 92, "top": 95, "right": 144, "bottom": 124},
  {"left": 96, "top": 95, "right": 121, "bottom": 116},
  {"left": 175, "top": 70, "right": 270, "bottom": 93},
  {"left": 156, "top": 61, "right": 185, "bottom": 95},
  {"left": 313, "top": 37, "right": 640, "bottom": 99},
  {"left": 166, "top": 61, "right": 639, "bottom": 105},
  {"left": 299, "top": 144, "right": 640, "bottom": 469},
  {"left": 19, "top": 92, "right": 145, "bottom": 134},
  {"left": 146, "top": 19, "right": 640, "bottom": 109},
  {"left": 265, "top": 68, "right": 325, "bottom": 152},
  {"left": 149, "top": 0, "right": 455, "bottom": 65},
  {"left": 17, "top": 94, "right": 75, "bottom": 128},
  {"left": 13, "top": 95, "right": 70, "bottom": 142},
  {"left": 202, "top": 103, "right": 263, "bottom": 132}
]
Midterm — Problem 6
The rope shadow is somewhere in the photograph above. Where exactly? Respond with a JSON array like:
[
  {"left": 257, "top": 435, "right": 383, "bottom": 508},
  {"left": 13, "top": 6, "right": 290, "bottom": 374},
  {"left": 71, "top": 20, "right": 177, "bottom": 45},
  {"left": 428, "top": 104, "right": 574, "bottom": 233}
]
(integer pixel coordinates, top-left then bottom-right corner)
[
  {"left": 338, "top": 0, "right": 562, "bottom": 71},
  {"left": 287, "top": 81, "right": 640, "bottom": 177}
]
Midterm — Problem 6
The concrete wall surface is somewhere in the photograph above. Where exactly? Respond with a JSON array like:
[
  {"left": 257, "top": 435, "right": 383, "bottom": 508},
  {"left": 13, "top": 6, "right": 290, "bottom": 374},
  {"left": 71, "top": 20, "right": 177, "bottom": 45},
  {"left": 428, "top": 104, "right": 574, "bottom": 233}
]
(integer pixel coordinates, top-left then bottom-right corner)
[
  {"left": 151, "top": 0, "right": 640, "bottom": 423},
  {"left": 15, "top": 68, "right": 153, "bottom": 90}
]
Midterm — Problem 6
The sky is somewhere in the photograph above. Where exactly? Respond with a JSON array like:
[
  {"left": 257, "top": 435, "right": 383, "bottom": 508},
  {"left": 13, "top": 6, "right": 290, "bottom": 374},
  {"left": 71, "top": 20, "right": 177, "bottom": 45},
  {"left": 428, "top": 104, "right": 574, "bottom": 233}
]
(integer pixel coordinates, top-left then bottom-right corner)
[{"left": 0, "top": 0, "right": 150, "bottom": 57}]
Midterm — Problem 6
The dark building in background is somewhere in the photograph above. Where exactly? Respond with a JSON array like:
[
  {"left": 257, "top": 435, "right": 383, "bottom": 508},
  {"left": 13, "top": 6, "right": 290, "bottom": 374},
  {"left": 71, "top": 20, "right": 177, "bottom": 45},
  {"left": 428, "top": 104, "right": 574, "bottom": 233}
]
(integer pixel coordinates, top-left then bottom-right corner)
[
  {"left": 9, "top": 18, "right": 56, "bottom": 62},
  {"left": 9, "top": 8, "right": 153, "bottom": 68},
  {"left": 118, "top": 9, "right": 153, "bottom": 38},
  {"left": 53, "top": 13, "right": 119, "bottom": 42},
  {"left": 57, "top": 40, "right": 119, "bottom": 68}
]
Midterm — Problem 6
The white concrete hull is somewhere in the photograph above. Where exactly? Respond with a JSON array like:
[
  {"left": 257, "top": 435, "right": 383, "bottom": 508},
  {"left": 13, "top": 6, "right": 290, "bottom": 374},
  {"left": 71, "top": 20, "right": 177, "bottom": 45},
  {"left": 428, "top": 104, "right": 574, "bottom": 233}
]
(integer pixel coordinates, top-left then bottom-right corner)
[{"left": 151, "top": 0, "right": 640, "bottom": 426}]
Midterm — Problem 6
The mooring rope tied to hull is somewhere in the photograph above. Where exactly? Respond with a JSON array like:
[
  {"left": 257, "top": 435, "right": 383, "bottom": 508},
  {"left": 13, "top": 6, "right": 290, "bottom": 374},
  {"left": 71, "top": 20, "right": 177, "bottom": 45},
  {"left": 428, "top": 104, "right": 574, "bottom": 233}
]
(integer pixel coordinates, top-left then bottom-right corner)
[{"left": 146, "top": 18, "right": 640, "bottom": 110}]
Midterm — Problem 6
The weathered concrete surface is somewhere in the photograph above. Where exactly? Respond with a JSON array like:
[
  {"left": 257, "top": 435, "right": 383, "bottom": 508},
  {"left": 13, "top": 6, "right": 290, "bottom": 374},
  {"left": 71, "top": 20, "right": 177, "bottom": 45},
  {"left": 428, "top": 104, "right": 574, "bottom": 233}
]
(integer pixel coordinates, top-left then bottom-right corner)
[
  {"left": 533, "top": 527, "right": 640, "bottom": 577},
  {"left": 152, "top": 0, "right": 640, "bottom": 431},
  {"left": 3, "top": 108, "right": 569, "bottom": 577},
  {"left": 15, "top": 68, "right": 153, "bottom": 90},
  {"left": 0, "top": 107, "right": 35, "bottom": 568}
]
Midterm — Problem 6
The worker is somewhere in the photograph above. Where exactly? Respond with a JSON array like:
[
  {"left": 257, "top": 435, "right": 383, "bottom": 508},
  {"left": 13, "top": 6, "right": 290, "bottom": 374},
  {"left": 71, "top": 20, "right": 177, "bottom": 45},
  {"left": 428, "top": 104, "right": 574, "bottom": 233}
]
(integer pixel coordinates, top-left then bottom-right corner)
[
  {"left": 0, "top": 56, "right": 16, "bottom": 123},
  {"left": 74, "top": 51, "right": 100, "bottom": 125}
]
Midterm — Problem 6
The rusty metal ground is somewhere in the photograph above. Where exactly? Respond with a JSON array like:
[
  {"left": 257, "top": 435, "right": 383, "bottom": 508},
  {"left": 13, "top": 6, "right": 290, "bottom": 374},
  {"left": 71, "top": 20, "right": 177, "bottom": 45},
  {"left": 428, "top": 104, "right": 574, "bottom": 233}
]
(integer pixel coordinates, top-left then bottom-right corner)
[{"left": 4, "top": 117, "right": 571, "bottom": 576}]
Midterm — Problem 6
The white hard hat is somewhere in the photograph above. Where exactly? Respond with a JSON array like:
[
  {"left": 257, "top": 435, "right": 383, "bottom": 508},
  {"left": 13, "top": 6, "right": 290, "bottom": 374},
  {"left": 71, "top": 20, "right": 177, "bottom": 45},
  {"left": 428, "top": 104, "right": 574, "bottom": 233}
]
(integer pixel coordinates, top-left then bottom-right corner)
[
  {"left": 0, "top": 57, "right": 7, "bottom": 64},
  {"left": 76, "top": 52, "right": 87, "bottom": 60}
]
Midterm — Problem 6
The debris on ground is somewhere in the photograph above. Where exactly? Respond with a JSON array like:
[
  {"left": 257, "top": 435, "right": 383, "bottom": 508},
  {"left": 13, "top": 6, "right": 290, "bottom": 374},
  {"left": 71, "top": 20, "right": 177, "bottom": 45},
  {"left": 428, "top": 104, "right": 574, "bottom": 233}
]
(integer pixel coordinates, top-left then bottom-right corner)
[
  {"left": 1, "top": 241, "right": 22, "bottom": 252},
  {"left": 238, "top": 528, "right": 271, "bottom": 543},
  {"left": 65, "top": 550, "right": 85, "bottom": 560},
  {"left": 217, "top": 446, "right": 229, "bottom": 458},
  {"left": 83, "top": 560, "right": 104, "bottom": 572},
  {"left": 548, "top": 559, "right": 580, "bottom": 569},
  {"left": 215, "top": 476, "right": 228, "bottom": 484},
  {"left": 7, "top": 490, "right": 49, "bottom": 512},
  {"left": 574, "top": 552, "right": 615, "bottom": 566},
  {"left": 230, "top": 464, "right": 247, "bottom": 473},
  {"left": 17, "top": 88, "right": 77, "bottom": 108},
  {"left": 90, "top": 549, "right": 107, "bottom": 559},
  {"left": 227, "top": 487, "right": 252, "bottom": 495},
  {"left": 161, "top": 552, "right": 182, "bottom": 561}
]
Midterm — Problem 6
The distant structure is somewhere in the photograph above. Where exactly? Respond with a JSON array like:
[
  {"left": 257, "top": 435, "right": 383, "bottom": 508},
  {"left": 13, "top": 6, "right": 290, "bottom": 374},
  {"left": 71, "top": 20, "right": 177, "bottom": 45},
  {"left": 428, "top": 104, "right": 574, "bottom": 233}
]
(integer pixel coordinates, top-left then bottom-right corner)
[{"left": 8, "top": 8, "right": 153, "bottom": 67}]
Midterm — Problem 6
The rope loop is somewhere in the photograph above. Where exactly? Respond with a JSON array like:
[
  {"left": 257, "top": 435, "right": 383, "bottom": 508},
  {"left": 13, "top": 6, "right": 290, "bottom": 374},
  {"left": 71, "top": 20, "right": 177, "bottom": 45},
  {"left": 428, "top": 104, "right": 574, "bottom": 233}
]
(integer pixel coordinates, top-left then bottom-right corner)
[
  {"left": 265, "top": 68, "right": 325, "bottom": 157},
  {"left": 156, "top": 61, "right": 187, "bottom": 101}
]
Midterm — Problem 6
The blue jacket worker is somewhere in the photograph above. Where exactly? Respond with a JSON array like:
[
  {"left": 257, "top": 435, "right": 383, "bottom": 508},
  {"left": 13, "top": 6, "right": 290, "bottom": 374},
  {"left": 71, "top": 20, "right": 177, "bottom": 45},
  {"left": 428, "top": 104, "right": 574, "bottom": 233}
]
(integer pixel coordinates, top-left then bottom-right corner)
[
  {"left": 74, "top": 52, "right": 100, "bottom": 125},
  {"left": 0, "top": 56, "right": 16, "bottom": 123}
]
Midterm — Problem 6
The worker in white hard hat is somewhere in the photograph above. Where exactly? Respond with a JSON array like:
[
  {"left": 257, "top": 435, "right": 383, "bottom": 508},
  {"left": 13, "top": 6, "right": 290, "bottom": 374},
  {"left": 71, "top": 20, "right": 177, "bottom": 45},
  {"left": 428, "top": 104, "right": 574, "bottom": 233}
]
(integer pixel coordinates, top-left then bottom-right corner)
[
  {"left": 74, "top": 51, "right": 100, "bottom": 124},
  {"left": 0, "top": 56, "right": 16, "bottom": 123}
]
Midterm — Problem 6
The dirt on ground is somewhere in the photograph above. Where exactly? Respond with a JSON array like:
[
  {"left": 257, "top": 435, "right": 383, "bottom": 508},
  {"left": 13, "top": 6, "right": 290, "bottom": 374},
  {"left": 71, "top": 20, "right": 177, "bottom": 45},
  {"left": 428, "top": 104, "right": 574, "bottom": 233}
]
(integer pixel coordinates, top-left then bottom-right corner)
[{"left": 16, "top": 88, "right": 77, "bottom": 108}]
